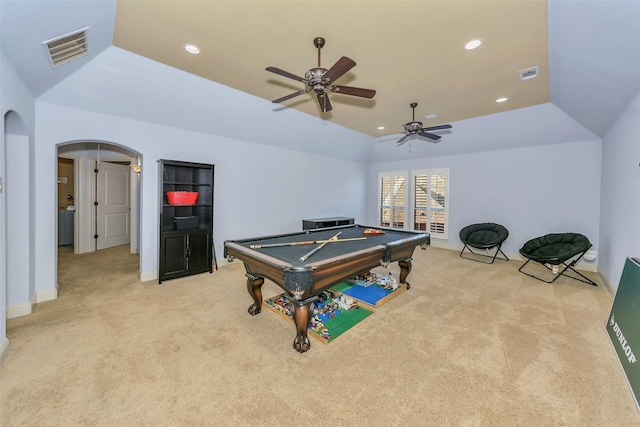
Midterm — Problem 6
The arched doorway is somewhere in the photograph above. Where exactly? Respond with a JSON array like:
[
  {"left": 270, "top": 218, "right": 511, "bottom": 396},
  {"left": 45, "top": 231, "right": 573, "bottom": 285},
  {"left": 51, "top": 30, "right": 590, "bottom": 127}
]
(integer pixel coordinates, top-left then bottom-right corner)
[{"left": 56, "top": 141, "right": 142, "bottom": 291}]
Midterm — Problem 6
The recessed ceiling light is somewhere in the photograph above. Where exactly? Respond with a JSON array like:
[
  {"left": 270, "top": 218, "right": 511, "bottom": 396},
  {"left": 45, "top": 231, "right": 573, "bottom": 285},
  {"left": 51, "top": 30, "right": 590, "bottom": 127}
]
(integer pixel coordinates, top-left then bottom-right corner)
[
  {"left": 496, "top": 97, "right": 508, "bottom": 103},
  {"left": 424, "top": 114, "right": 438, "bottom": 120},
  {"left": 377, "top": 126, "right": 385, "bottom": 130},
  {"left": 465, "top": 39, "right": 482, "bottom": 50},
  {"left": 184, "top": 43, "right": 200, "bottom": 54}
]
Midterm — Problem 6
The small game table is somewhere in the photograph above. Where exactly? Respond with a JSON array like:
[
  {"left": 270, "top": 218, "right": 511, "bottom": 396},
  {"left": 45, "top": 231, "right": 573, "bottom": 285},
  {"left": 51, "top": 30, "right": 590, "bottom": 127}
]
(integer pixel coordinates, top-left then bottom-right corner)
[{"left": 224, "top": 224, "right": 429, "bottom": 352}]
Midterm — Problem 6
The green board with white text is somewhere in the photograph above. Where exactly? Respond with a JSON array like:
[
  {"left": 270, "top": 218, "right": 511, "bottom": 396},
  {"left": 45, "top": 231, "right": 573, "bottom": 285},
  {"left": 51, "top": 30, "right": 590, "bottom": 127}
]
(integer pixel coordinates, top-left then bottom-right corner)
[{"left": 606, "top": 257, "right": 640, "bottom": 411}]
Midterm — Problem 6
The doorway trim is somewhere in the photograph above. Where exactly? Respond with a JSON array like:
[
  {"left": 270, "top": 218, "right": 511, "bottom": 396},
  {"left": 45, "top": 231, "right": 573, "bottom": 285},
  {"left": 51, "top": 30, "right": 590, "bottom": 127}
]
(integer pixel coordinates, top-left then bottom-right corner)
[{"left": 57, "top": 141, "right": 141, "bottom": 255}]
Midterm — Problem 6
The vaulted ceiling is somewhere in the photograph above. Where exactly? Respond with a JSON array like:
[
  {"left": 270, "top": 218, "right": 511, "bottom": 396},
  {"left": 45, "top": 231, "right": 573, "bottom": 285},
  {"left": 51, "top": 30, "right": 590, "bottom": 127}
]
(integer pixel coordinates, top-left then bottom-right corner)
[
  {"left": 111, "top": 1, "right": 549, "bottom": 139},
  {"left": 2, "top": 1, "right": 639, "bottom": 143}
]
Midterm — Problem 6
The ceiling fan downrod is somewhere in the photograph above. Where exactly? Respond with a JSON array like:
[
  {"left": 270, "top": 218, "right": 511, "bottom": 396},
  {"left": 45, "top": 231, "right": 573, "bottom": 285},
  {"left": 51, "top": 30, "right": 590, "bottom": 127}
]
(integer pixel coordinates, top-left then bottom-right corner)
[{"left": 314, "top": 37, "right": 325, "bottom": 67}]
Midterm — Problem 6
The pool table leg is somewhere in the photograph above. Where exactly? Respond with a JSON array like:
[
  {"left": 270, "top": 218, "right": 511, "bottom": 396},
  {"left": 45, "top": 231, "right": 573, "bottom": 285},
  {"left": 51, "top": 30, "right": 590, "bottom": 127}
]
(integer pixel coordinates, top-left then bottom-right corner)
[
  {"left": 398, "top": 258, "right": 413, "bottom": 289},
  {"left": 245, "top": 273, "right": 264, "bottom": 315},
  {"left": 291, "top": 300, "right": 313, "bottom": 353}
]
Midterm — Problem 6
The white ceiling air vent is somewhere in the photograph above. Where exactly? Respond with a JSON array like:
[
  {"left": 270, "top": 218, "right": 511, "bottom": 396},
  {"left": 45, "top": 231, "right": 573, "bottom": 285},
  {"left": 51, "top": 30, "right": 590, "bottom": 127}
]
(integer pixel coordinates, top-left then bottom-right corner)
[
  {"left": 43, "top": 27, "right": 89, "bottom": 68},
  {"left": 519, "top": 66, "right": 539, "bottom": 81}
]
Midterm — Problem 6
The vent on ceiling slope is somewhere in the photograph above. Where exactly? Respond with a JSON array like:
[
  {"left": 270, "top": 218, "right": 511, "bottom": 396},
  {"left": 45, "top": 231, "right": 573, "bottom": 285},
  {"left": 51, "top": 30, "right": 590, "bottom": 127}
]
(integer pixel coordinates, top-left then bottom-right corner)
[
  {"left": 519, "top": 66, "right": 539, "bottom": 81},
  {"left": 42, "top": 27, "right": 89, "bottom": 68}
]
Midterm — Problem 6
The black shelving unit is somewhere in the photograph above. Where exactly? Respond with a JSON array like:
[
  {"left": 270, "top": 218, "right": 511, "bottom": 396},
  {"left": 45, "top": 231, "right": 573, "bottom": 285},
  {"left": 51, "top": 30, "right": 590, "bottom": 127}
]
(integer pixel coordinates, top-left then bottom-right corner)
[{"left": 158, "top": 159, "right": 214, "bottom": 283}]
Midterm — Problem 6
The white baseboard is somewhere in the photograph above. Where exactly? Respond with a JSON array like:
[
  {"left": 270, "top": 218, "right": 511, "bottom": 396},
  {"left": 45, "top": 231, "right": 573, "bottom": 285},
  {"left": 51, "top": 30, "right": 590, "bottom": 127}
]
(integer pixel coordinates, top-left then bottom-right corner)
[
  {"left": 429, "top": 240, "right": 460, "bottom": 251},
  {"left": 0, "top": 338, "right": 10, "bottom": 366},
  {"left": 7, "top": 301, "right": 34, "bottom": 319},
  {"left": 36, "top": 285, "right": 58, "bottom": 303},
  {"left": 140, "top": 271, "right": 157, "bottom": 282},
  {"left": 7, "top": 286, "right": 58, "bottom": 319},
  {"left": 215, "top": 257, "right": 232, "bottom": 269},
  {"left": 574, "top": 261, "right": 598, "bottom": 273},
  {"left": 596, "top": 266, "right": 615, "bottom": 296}
]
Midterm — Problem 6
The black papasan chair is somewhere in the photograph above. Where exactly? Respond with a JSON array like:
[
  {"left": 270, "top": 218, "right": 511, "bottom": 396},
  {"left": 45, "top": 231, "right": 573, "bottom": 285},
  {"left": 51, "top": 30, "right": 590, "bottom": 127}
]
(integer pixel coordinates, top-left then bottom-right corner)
[
  {"left": 459, "top": 223, "right": 510, "bottom": 264},
  {"left": 518, "top": 232, "right": 597, "bottom": 286}
]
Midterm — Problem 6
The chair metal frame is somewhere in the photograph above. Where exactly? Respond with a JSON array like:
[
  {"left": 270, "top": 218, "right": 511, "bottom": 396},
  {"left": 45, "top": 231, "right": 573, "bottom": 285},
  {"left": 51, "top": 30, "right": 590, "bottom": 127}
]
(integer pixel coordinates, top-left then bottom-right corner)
[
  {"left": 518, "top": 244, "right": 597, "bottom": 286},
  {"left": 460, "top": 243, "right": 509, "bottom": 264}
]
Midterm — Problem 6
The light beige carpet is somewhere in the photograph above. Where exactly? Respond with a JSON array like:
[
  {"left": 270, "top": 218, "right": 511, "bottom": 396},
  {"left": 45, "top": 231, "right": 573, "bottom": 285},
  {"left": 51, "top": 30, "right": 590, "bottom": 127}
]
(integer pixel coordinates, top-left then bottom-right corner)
[{"left": 1, "top": 245, "right": 638, "bottom": 426}]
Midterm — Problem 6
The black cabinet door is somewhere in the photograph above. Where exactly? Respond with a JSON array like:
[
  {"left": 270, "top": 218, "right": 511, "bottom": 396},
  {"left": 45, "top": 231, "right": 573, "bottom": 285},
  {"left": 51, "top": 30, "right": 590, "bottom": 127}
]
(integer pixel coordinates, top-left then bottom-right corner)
[
  {"left": 160, "top": 234, "right": 188, "bottom": 282},
  {"left": 187, "top": 231, "right": 211, "bottom": 274}
]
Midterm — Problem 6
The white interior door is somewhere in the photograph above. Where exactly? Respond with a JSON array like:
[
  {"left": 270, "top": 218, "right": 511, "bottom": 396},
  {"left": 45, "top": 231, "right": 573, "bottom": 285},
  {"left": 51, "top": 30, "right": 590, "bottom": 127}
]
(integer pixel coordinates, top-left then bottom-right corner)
[{"left": 96, "top": 162, "right": 130, "bottom": 250}]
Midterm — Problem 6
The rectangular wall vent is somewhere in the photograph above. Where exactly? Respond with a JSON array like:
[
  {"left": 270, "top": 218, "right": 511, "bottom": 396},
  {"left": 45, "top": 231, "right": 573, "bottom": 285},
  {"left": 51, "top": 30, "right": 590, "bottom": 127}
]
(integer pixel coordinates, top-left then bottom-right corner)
[
  {"left": 519, "top": 66, "right": 539, "bottom": 81},
  {"left": 43, "top": 27, "right": 89, "bottom": 68}
]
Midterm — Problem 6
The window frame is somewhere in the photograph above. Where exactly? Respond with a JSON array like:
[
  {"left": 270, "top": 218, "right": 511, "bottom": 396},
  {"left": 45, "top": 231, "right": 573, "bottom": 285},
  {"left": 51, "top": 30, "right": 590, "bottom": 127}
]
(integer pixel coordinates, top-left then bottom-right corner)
[
  {"left": 411, "top": 168, "right": 449, "bottom": 240},
  {"left": 377, "top": 171, "right": 408, "bottom": 230}
]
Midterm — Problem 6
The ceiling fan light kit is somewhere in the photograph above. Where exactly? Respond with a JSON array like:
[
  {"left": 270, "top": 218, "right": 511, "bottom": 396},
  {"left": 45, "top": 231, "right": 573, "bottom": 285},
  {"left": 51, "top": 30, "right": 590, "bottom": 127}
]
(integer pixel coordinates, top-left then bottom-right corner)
[{"left": 266, "top": 37, "right": 376, "bottom": 113}]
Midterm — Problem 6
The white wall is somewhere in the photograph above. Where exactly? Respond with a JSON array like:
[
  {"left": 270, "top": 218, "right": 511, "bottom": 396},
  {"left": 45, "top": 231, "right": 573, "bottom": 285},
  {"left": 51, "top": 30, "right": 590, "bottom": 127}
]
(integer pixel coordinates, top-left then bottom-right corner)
[
  {"left": 34, "top": 103, "right": 368, "bottom": 288},
  {"left": 0, "top": 51, "right": 36, "bottom": 360},
  {"left": 367, "top": 139, "right": 602, "bottom": 265},
  {"left": 6, "top": 133, "right": 31, "bottom": 307},
  {"left": 599, "top": 91, "right": 640, "bottom": 290}
]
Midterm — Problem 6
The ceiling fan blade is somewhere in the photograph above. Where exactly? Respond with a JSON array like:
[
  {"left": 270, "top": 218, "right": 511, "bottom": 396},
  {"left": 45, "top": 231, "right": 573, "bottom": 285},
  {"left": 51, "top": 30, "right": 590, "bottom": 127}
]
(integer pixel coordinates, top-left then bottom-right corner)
[
  {"left": 329, "top": 85, "right": 376, "bottom": 99},
  {"left": 272, "top": 89, "right": 308, "bottom": 103},
  {"left": 396, "top": 134, "right": 412, "bottom": 146},
  {"left": 266, "top": 67, "right": 306, "bottom": 83},
  {"left": 419, "top": 131, "right": 442, "bottom": 141},
  {"left": 317, "top": 93, "right": 332, "bottom": 112},
  {"left": 423, "top": 124, "right": 452, "bottom": 131},
  {"left": 322, "top": 56, "right": 356, "bottom": 83}
]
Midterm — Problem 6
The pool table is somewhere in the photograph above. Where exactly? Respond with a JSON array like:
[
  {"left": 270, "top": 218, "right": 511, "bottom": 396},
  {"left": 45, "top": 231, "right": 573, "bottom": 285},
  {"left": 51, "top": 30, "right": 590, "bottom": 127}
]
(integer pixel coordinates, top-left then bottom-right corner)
[{"left": 223, "top": 224, "right": 429, "bottom": 352}]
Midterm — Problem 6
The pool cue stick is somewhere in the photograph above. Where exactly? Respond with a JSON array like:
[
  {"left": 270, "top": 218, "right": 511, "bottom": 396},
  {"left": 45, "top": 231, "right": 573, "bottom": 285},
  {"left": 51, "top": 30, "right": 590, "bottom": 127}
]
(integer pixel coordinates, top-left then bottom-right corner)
[
  {"left": 319, "top": 237, "right": 366, "bottom": 243},
  {"left": 299, "top": 232, "right": 341, "bottom": 262},
  {"left": 249, "top": 237, "right": 365, "bottom": 249}
]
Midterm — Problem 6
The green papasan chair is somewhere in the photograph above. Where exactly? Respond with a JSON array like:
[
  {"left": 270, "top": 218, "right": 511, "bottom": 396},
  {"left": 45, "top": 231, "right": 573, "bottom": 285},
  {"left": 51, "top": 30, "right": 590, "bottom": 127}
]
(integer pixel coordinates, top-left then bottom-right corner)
[{"left": 518, "top": 233, "right": 597, "bottom": 286}]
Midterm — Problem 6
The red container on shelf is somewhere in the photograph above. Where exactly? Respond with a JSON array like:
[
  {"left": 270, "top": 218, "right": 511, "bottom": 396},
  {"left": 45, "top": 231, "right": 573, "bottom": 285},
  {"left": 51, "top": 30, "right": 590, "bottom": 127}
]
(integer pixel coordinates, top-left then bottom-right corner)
[{"left": 166, "top": 191, "right": 198, "bottom": 205}]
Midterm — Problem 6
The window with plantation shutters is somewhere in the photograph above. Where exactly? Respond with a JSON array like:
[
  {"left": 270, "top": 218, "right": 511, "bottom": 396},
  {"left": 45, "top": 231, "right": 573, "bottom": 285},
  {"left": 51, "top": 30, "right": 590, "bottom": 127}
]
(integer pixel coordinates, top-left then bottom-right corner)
[
  {"left": 378, "top": 172, "right": 407, "bottom": 229},
  {"left": 412, "top": 169, "right": 449, "bottom": 239}
]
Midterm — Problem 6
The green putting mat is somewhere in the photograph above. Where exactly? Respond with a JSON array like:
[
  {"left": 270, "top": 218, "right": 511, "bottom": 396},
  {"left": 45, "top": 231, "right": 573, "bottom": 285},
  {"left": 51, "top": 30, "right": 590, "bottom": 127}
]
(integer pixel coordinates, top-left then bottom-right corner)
[{"left": 264, "top": 292, "right": 373, "bottom": 344}]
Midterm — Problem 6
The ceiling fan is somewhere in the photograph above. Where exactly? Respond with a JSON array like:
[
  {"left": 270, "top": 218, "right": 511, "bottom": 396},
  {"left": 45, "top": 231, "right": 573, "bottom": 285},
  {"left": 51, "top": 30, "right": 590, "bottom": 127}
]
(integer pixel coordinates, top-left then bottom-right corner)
[
  {"left": 395, "top": 103, "right": 453, "bottom": 146},
  {"left": 266, "top": 37, "right": 376, "bottom": 113}
]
